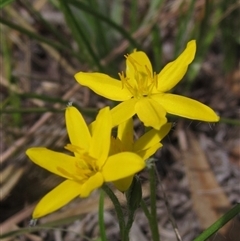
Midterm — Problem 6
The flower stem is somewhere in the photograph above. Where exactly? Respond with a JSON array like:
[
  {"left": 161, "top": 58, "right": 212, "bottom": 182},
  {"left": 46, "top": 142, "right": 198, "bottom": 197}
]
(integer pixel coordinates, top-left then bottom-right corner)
[
  {"left": 140, "top": 199, "right": 151, "bottom": 220},
  {"left": 102, "top": 184, "right": 125, "bottom": 239},
  {"left": 123, "top": 207, "right": 135, "bottom": 241},
  {"left": 98, "top": 190, "right": 107, "bottom": 241},
  {"left": 148, "top": 165, "right": 160, "bottom": 241}
]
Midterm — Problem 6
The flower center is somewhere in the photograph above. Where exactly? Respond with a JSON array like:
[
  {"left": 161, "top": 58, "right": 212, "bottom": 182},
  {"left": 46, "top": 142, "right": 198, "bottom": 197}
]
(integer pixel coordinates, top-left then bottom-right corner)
[
  {"left": 119, "top": 54, "right": 158, "bottom": 99},
  {"left": 64, "top": 144, "right": 99, "bottom": 182}
]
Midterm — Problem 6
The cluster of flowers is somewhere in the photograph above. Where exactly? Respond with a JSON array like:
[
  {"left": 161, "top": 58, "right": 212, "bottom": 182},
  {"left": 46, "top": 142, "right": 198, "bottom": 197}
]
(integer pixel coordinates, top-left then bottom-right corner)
[{"left": 26, "top": 40, "right": 219, "bottom": 219}]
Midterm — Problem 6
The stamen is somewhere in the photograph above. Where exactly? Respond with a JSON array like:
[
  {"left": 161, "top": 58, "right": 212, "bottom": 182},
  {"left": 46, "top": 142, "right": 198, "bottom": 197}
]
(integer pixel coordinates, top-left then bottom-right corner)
[
  {"left": 126, "top": 55, "right": 140, "bottom": 72},
  {"left": 65, "top": 144, "right": 84, "bottom": 154},
  {"left": 145, "top": 65, "right": 152, "bottom": 79},
  {"left": 118, "top": 71, "right": 125, "bottom": 89},
  {"left": 153, "top": 72, "right": 158, "bottom": 88},
  {"left": 57, "top": 167, "right": 75, "bottom": 179},
  {"left": 119, "top": 71, "right": 136, "bottom": 97}
]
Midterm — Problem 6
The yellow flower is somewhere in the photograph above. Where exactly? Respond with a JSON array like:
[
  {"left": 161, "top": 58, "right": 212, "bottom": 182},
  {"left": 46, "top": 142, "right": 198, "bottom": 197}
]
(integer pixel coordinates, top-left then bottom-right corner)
[
  {"left": 26, "top": 107, "right": 145, "bottom": 219},
  {"left": 110, "top": 118, "right": 171, "bottom": 191},
  {"left": 75, "top": 40, "right": 219, "bottom": 129}
]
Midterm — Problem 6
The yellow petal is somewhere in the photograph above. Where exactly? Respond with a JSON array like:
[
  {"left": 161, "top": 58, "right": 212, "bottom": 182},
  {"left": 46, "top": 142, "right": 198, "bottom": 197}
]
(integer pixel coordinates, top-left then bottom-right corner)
[
  {"left": 26, "top": 148, "right": 77, "bottom": 179},
  {"left": 75, "top": 72, "right": 132, "bottom": 101},
  {"left": 134, "top": 123, "right": 171, "bottom": 152},
  {"left": 137, "top": 143, "right": 162, "bottom": 160},
  {"left": 157, "top": 40, "right": 196, "bottom": 92},
  {"left": 65, "top": 106, "right": 91, "bottom": 150},
  {"left": 80, "top": 172, "right": 103, "bottom": 197},
  {"left": 89, "top": 107, "right": 111, "bottom": 167},
  {"left": 113, "top": 175, "right": 134, "bottom": 192},
  {"left": 111, "top": 99, "right": 137, "bottom": 127},
  {"left": 152, "top": 93, "right": 220, "bottom": 122},
  {"left": 102, "top": 152, "right": 145, "bottom": 182},
  {"left": 135, "top": 98, "right": 167, "bottom": 129},
  {"left": 33, "top": 180, "right": 82, "bottom": 218},
  {"left": 126, "top": 51, "right": 153, "bottom": 87},
  {"left": 117, "top": 118, "right": 133, "bottom": 151}
]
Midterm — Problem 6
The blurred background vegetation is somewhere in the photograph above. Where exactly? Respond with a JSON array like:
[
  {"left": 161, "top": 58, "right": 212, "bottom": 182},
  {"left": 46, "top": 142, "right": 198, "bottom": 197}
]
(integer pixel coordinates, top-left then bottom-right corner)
[{"left": 0, "top": 0, "right": 239, "bottom": 240}]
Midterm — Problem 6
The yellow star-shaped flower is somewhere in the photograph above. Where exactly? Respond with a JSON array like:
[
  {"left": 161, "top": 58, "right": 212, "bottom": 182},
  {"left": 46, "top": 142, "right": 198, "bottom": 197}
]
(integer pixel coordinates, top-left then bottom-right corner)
[
  {"left": 26, "top": 107, "right": 145, "bottom": 218},
  {"left": 110, "top": 118, "right": 171, "bottom": 191},
  {"left": 75, "top": 40, "right": 219, "bottom": 129}
]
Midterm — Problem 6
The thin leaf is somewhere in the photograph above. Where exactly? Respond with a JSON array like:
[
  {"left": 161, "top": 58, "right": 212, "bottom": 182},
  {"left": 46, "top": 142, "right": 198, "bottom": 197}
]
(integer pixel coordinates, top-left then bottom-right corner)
[
  {"left": 174, "top": 0, "right": 197, "bottom": 56},
  {"left": 0, "top": 17, "right": 82, "bottom": 61},
  {"left": 18, "top": 0, "right": 71, "bottom": 48},
  {"left": 59, "top": 0, "right": 103, "bottom": 71},
  {"left": 152, "top": 24, "right": 163, "bottom": 71},
  {"left": 68, "top": 0, "right": 140, "bottom": 49},
  {"left": 1, "top": 26, "right": 21, "bottom": 126},
  {"left": 0, "top": 0, "right": 15, "bottom": 8},
  {"left": 193, "top": 204, "right": 240, "bottom": 241}
]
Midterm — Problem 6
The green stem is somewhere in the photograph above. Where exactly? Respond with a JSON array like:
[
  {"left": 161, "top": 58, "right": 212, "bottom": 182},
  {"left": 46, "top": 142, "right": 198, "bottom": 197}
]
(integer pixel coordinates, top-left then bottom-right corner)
[
  {"left": 154, "top": 166, "right": 182, "bottom": 241},
  {"left": 101, "top": 185, "right": 125, "bottom": 239},
  {"left": 140, "top": 199, "right": 151, "bottom": 220},
  {"left": 123, "top": 208, "right": 135, "bottom": 241},
  {"left": 98, "top": 190, "right": 107, "bottom": 241},
  {"left": 149, "top": 166, "right": 160, "bottom": 241},
  {"left": 220, "top": 117, "right": 240, "bottom": 125}
]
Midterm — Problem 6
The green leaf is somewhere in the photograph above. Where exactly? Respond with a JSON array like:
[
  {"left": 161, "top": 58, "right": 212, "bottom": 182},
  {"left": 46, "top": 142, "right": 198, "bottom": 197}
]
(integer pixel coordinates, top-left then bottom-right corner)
[
  {"left": 193, "top": 203, "right": 240, "bottom": 241},
  {"left": 0, "top": 17, "right": 81, "bottom": 61},
  {"left": 68, "top": 0, "right": 140, "bottom": 50},
  {"left": 126, "top": 176, "right": 142, "bottom": 212},
  {"left": 0, "top": 0, "right": 15, "bottom": 8},
  {"left": 59, "top": 0, "right": 104, "bottom": 71}
]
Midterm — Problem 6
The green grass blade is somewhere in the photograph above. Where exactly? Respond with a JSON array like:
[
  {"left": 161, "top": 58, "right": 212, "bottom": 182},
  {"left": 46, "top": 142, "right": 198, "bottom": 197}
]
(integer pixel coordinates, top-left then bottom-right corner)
[
  {"left": 0, "top": 0, "right": 15, "bottom": 8},
  {"left": 59, "top": 0, "right": 103, "bottom": 71},
  {"left": 175, "top": 0, "right": 197, "bottom": 56},
  {"left": 142, "top": 0, "right": 164, "bottom": 24},
  {"left": 88, "top": 0, "right": 109, "bottom": 56},
  {"left": 193, "top": 204, "right": 240, "bottom": 241},
  {"left": 0, "top": 16, "right": 82, "bottom": 61},
  {"left": 152, "top": 24, "right": 163, "bottom": 71},
  {"left": 219, "top": 0, "right": 240, "bottom": 72},
  {"left": 0, "top": 107, "right": 97, "bottom": 118},
  {"left": 0, "top": 215, "right": 93, "bottom": 239},
  {"left": 220, "top": 117, "right": 240, "bottom": 126},
  {"left": 1, "top": 26, "right": 21, "bottom": 126},
  {"left": 130, "top": 0, "right": 138, "bottom": 32},
  {"left": 18, "top": 0, "right": 71, "bottom": 48},
  {"left": 68, "top": 0, "right": 140, "bottom": 49},
  {"left": 186, "top": 1, "right": 222, "bottom": 85}
]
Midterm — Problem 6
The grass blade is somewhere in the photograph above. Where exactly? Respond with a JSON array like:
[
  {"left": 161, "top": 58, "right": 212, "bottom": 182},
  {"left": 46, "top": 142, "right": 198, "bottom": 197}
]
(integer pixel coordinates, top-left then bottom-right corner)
[
  {"left": 193, "top": 204, "right": 240, "bottom": 241},
  {"left": 68, "top": 0, "right": 140, "bottom": 49},
  {"left": 0, "top": 16, "right": 81, "bottom": 61},
  {"left": 59, "top": 0, "right": 103, "bottom": 71},
  {"left": 0, "top": 0, "right": 15, "bottom": 8}
]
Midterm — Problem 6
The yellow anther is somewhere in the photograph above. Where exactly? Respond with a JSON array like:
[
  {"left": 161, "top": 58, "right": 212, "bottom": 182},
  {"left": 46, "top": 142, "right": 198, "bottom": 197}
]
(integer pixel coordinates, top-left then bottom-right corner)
[
  {"left": 145, "top": 65, "right": 152, "bottom": 79},
  {"left": 118, "top": 71, "right": 126, "bottom": 89},
  {"left": 153, "top": 72, "right": 158, "bottom": 88},
  {"left": 126, "top": 55, "right": 141, "bottom": 72},
  {"left": 64, "top": 144, "right": 84, "bottom": 154}
]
